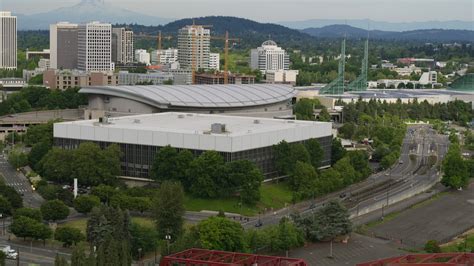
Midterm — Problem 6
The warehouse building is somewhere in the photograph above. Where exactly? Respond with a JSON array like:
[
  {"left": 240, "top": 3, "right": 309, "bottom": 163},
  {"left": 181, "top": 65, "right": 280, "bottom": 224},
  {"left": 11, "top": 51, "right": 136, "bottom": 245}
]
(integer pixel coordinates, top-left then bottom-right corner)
[
  {"left": 80, "top": 84, "right": 296, "bottom": 119},
  {"left": 54, "top": 113, "right": 332, "bottom": 178}
]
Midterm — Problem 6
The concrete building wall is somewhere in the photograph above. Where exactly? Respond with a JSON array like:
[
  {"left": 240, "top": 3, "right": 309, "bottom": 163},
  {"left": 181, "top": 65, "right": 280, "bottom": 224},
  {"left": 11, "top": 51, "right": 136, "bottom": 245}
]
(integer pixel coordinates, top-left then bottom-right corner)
[
  {"left": 50, "top": 23, "right": 78, "bottom": 70},
  {"left": 112, "top": 28, "right": 134, "bottom": 64},
  {"left": 78, "top": 22, "right": 113, "bottom": 72},
  {"left": 0, "top": 12, "right": 17, "bottom": 70},
  {"left": 85, "top": 94, "right": 293, "bottom": 119}
]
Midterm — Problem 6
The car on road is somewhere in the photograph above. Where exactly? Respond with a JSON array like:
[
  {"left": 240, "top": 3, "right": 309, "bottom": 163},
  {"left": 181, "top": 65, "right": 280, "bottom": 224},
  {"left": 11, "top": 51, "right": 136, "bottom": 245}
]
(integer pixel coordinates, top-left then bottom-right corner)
[
  {"left": 1, "top": 245, "right": 18, "bottom": 259},
  {"left": 255, "top": 220, "right": 263, "bottom": 227}
]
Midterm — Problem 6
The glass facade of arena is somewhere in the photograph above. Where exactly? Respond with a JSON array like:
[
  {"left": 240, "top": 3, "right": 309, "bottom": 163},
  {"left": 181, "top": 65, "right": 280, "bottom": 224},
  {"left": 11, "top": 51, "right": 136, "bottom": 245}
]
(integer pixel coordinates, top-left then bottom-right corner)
[{"left": 54, "top": 135, "right": 332, "bottom": 179}]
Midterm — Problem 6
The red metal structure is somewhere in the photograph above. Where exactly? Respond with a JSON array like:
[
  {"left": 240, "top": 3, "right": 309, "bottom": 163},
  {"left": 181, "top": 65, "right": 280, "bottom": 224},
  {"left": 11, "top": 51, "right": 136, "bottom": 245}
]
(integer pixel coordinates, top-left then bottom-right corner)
[
  {"left": 357, "top": 253, "right": 474, "bottom": 266},
  {"left": 159, "top": 248, "right": 308, "bottom": 266}
]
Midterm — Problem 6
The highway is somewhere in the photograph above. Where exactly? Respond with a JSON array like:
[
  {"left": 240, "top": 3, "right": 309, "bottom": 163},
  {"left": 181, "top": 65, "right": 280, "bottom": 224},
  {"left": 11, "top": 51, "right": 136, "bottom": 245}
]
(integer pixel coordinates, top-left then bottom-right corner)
[{"left": 243, "top": 125, "right": 449, "bottom": 229}]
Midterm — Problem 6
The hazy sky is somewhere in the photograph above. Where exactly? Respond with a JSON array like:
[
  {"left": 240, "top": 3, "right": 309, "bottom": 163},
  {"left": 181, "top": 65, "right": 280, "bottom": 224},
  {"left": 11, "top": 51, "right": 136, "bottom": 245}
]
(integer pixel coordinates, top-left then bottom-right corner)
[{"left": 2, "top": 0, "right": 473, "bottom": 22}]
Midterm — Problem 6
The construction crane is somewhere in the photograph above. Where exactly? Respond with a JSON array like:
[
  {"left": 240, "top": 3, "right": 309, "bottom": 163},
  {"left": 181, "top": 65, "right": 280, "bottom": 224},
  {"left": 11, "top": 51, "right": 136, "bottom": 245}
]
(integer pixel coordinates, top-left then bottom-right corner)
[
  {"left": 156, "top": 31, "right": 173, "bottom": 64},
  {"left": 135, "top": 32, "right": 173, "bottom": 64},
  {"left": 211, "top": 31, "right": 239, "bottom": 84}
]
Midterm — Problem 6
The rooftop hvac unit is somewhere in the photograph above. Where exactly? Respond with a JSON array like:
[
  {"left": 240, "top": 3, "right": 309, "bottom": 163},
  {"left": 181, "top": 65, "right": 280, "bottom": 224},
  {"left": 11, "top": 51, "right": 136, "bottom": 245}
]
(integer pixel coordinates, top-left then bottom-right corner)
[
  {"left": 178, "top": 114, "right": 185, "bottom": 118},
  {"left": 211, "top": 123, "right": 226, "bottom": 134},
  {"left": 254, "top": 119, "right": 261, "bottom": 124}
]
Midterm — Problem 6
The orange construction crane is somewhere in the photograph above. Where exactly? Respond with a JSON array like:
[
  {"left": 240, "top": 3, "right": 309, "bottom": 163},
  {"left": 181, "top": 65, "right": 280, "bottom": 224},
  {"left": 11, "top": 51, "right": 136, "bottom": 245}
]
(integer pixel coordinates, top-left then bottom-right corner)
[
  {"left": 156, "top": 31, "right": 173, "bottom": 64},
  {"left": 211, "top": 31, "right": 239, "bottom": 84}
]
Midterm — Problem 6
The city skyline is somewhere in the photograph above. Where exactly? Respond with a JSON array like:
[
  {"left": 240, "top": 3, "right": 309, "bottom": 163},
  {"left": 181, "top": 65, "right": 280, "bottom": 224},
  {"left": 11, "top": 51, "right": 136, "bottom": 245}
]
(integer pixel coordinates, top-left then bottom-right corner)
[{"left": 2, "top": 0, "right": 473, "bottom": 23}]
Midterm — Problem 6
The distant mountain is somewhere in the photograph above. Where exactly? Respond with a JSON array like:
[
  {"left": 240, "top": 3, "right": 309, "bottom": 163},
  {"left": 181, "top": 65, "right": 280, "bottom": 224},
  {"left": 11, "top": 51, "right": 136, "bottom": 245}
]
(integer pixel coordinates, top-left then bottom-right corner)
[
  {"left": 279, "top": 19, "right": 474, "bottom": 32},
  {"left": 17, "top": 0, "right": 172, "bottom": 30},
  {"left": 123, "top": 16, "right": 315, "bottom": 49},
  {"left": 302, "top": 25, "right": 474, "bottom": 42}
]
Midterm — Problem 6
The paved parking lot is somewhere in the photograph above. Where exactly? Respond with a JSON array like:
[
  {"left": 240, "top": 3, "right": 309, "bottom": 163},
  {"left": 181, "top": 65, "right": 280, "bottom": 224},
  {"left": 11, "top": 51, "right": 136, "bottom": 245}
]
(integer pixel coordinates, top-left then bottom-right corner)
[
  {"left": 289, "top": 233, "right": 405, "bottom": 266},
  {"left": 370, "top": 182, "right": 474, "bottom": 248}
]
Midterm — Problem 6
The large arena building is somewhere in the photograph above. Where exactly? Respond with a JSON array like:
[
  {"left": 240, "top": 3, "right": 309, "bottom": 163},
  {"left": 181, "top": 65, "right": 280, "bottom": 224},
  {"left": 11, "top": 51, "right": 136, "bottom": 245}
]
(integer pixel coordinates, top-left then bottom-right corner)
[
  {"left": 80, "top": 84, "right": 296, "bottom": 119},
  {"left": 53, "top": 112, "right": 332, "bottom": 179}
]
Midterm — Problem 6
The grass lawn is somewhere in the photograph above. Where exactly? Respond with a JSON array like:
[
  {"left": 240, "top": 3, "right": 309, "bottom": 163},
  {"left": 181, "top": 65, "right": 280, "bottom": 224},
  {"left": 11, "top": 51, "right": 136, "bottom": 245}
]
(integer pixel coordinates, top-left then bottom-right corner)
[
  {"left": 441, "top": 233, "right": 474, "bottom": 252},
  {"left": 184, "top": 182, "right": 293, "bottom": 216},
  {"left": 59, "top": 216, "right": 156, "bottom": 234}
]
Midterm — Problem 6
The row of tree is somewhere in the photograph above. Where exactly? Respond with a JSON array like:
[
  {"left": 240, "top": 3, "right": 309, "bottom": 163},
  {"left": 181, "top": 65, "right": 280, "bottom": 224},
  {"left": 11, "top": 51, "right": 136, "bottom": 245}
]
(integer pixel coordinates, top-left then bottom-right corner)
[
  {"left": 38, "top": 142, "right": 122, "bottom": 186},
  {"left": 340, "top": 98, "right": 473, "bottom": 127},
  {"left": 441, "top": 135, "right": 473, "bottom": 189},
  {"left": 0, "top": 86, "right": 87, "bottom": 116},
  {"left": 273, "top": 139, "right": 371, "bottom": 201},
  {"left": 151, "top": 146, "right": 264, "bottom": 204}
]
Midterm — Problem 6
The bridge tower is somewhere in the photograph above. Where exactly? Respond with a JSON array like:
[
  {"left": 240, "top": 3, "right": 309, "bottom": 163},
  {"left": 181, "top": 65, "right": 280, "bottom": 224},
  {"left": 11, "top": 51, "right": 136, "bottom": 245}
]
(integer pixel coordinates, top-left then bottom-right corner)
[
  {"left": 347, "top": 39, "right": 369, "bottom": 91},
  {"left": 320, "top": 39, "right": 346, "bottom": 95}
]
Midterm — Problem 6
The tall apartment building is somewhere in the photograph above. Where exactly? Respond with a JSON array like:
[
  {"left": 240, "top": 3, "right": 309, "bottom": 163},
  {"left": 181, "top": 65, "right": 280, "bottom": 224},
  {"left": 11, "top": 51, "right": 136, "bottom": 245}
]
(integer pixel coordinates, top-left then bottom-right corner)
[
  {"left": 112, "top": 28, "right": 134, "bottom": 64},
  {"left": 177, "top": 25, "right": 210, "bottom": 70},
  {"left": 135, "top": 49, "right": 151, "bottom": 65},
  {"left": 0, "top": 11, "right": 17, "bottom": 70},
  {"left": 78, "top": 22, "right": 113, "bottom": 72},
  {"left": 50, "top": 22, "right": 79, "bottom": 69},
  {"left": 250, "top": 40, "right": 289, "bottom": 74},
  {"left": 151, "top": 48, "right": 178, "bottom": 65},
  {"left": 209, "top": 53, "right": 220, "bottom": 70}
]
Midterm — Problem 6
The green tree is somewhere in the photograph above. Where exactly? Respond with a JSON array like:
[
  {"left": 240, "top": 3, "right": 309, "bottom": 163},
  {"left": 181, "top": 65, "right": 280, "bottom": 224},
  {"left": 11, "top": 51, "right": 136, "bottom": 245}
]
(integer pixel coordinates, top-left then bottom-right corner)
[
  {"left": 91, "top": 185, "right": 119, "bottom": 204},
  {"left": 442, "top": 143, "right": 469, "bottom": 189},
  {"left": 0, "top": 251, "right": 5, "bottom": 266},
  {"left": 317, "top": 107, "right": 331, "bottom": 122},
  {"left": 187, "top": 151, "right": 228, "bottom": 198},
  {"left": 196, "top": 216, "right": 245, "bottom": 252},
  {"left": 273, "top": 217, "right": 305, "bottom": 253},
  {"left": 55, "top": 227, "right": 85, "bottom": 247},
  {"left": 54, "top": 253, "right": 69, "bottom": 266},
  {"left": 73, "top": 195, "right": 100, "bottom": 214},
  {"left": 152, "top": 181, "right": 185, "bottom": 239},
  {"left": 10, "top": 216, "right": 52, "bottom": 242},
  {"left": 227, "top": 160, "right": 264, "bottom": 204},
  {"left": 130, "top": 223, "right": 159, "bottom": 259},
  {"left": 294, "top": 98, "right": 318, "bottom": 120},
  {"left": 331, "top": 138, "right": 346, "bottom": 165},
  {"left": 0, "top": 195, "right": 12, "bottom": 216},
  {"left": 273, "top": 140, "right": 293, "bottom": 175},
  {"left": 150, "top": 146, "right": 193, "bottom": 184},
  {"left": 39, "top": 148, "right": 74, "bottom": 184},
  {"left": 333, "top": 157, "right": 357, "bottom": 185},
  {"left": 290, "top": 161, "right": 317, "bottom": 194},
  {"left": 86, "top": 206, "right": 132, "bottom": 266},
  {"left": 0, "top": 184, "right": 23, "bottom": 209},
  {"left": 424, "top": 240, "right": 441, "bottom": 253},
  {"left": 294, "top": 200, "right": 352, "bottom": 242},
  {"left": 71, "top": 143, "right": 121, "bottom": 186},
  {"left": 305, "top": 138, "right": 324, "bottom": 169},
  {"left": 28, "top": 141, "right": 52, "bottom": 170},
  {"left": 8, "top": 149, "right": 28, "bottom": 168},
  {"left": 13, "top": 207, "right": 43, "bottom": 222},
  {"left": 41, "top": 200, "right": 70, "bottom": 221},
  {"left": 71, "top": 244, "right": 89, "bottom": 266}
]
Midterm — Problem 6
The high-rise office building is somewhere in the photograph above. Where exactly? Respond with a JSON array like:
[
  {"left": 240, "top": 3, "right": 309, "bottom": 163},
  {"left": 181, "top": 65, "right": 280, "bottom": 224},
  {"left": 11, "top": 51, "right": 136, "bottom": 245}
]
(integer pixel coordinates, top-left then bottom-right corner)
[
  {"left": 0, "top": 11, "right": 17, "bottom": 70},
  {"left": 112, "top": 28, "right": 134, "bottom": 64},
  {"left": 250, "top": 40, "right": 289, "bottom": 74},
  {"left": 177, "top": 25, "right": 210, "bottom": 70},
  {"left": 209, "top": 53, "right": 220, "bottom": 70},
  {"left": 50, "top": 22, "right": 79, "bottom": 69},
  {"left": 78, "top": 22, "right": 113, "bottom": 72}
]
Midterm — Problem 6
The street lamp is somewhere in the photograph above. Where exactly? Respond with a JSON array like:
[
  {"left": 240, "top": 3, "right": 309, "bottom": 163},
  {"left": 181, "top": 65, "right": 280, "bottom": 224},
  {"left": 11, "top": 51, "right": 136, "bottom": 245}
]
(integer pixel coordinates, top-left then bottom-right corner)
[
  {"left": 165, "top": 235, "right": 171, "bottom": 255},
  {"left": 137, "top": 248, "right": 142, "bottom": 265}
]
